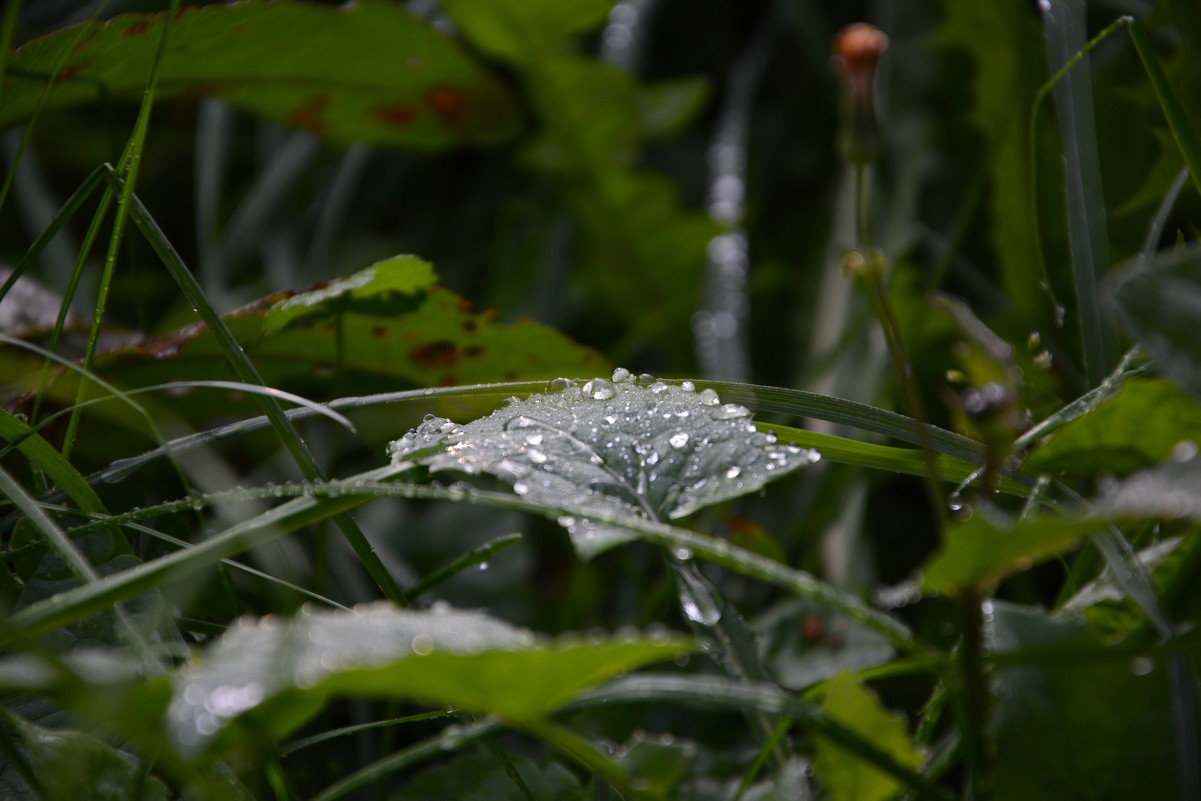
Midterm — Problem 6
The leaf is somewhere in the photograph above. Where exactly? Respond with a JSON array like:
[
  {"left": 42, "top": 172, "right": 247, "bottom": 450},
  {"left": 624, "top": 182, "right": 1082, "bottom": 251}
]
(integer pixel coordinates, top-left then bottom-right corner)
[
  {"left": 989, "top": 602, "right": 1179, "bottom": 801},
  {"left": 86, "top": 256, "right": 608, "bottom": 404},
  {"left": 387, "top": 371, "right": 819, "bottom": 556},
  {"left": 919, "top": 512, "right": 1109, "bottom": 595},
  {"left": 1023, "top": 378, "right": 1201, "bottom": 476},
  {"left": 810, "top": 671, "right": 924, "bottom": 801},
  {"left": 614, "top": 731, "right": 698, "bottom": 797},
  {"left": 1110, "top": 246, "right": 1201, "bottom": 401},
  {"left": 2, "top": 2, "right": 521, "bottom": 149},
  {"left": 0, "top": 713, "right": 170, "bottom": 801},
  {"left": 396, "top": 747, "right": 591, "bottom": 801},
  {"left": 1095, "top": 454, "right": 1201, "bottom": 524},
  {"left": 167, "top": 602, "right": 690, "bottom": 757}
]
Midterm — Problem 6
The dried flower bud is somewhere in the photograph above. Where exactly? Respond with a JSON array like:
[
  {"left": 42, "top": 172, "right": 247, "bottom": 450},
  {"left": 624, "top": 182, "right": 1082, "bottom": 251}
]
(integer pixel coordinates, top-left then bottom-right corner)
[{"left": 831, "top": 23, "right": 889, "bottom": 164}]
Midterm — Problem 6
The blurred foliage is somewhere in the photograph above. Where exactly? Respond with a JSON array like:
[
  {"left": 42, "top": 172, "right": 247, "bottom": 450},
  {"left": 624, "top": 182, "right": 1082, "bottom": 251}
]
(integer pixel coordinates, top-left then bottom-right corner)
[{"left": 2, "top": 0, "right": 1201, "bottom": 799}]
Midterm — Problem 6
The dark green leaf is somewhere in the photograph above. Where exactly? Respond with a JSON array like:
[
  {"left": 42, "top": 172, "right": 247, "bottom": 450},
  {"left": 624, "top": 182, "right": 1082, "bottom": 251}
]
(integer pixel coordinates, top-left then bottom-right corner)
[
  {"left": 990, "top": 602, "right": 1179, "bottom": 801},
  {"left": 388, "top": 372, "right": 818, "bottom": 555},
  {"left": 2, "top": 2, "right": 521, "bottom": 148},
  {"left": 1024, "top": 378, "right": 1201, "bottom": 475},
  {"left": 614, "top": 731, "right": 698, "bottom": 797},
  {"left": 919, "top": 513, "right": 1108, "bottom": 595},
  {"left": 0, "top": 713, "right": 170, "bottom": 801},
  {"left": 396, "top": 747, "right": 590, "bottom": 801}
]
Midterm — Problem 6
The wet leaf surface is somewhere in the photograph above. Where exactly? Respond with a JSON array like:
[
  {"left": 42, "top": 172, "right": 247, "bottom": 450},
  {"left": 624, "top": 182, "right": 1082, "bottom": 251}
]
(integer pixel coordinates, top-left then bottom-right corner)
[{"left": 388, "top": 370, "right": 819, "bottom": 556}]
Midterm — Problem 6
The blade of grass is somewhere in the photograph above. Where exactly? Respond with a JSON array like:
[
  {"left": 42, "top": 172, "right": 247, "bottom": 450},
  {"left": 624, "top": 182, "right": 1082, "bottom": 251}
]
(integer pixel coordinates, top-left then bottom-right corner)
[
  {"left": 1129, "top": 21, "right": 1201, "bottom": 199},
  {"left": 409, "top": 534, "right": 523, "bottom": 596},
  {"left": 104, "top": 168, "right": 407, "bottom": 607},
  {"left": 62, "top": 0, "right": 184, "bottom": 459},
  {"left": 1040, "top": 2, "right": 1120, "bottom": 386},
  {"left": 7, "top": 474, "right": 929, "bottom": 657},
  {"left": 0, "top": 408, "right": 107, "bottom": 516}
]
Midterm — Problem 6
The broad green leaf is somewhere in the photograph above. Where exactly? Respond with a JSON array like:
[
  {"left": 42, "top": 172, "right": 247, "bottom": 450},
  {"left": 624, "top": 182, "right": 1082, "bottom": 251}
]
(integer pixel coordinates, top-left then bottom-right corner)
[
  {"left": 396, "top": 747, "right": 591, "bottom": 801},
  {"left": 919, "top": 513, "right": 1108, "bottom": 595},
  {"left": 1, "top": 2, "right": 521, "bottom": 148},
  {"left": 387, "top": 371, "right": 819, "bottom": 556},
  {"left": 87, "top": 257, "right": 608, "bottom": 401},
  {"left": 0, "top": 713, "right": 170, "bottom": 801},
  {"left": 811, "top": 671, "right": 924, "bottom": 801},
  {"left": 1023, "top": 378, "right": 1201, "bottom": 475},
  {"left": 167, "top": 602, "right": 690, "bottom": 757},
  {"left": 1110, "top": 247, "right": 1201, "bottom": 401},
  {"left": 990, "top": 602, "right": 1178, "bottom": 801}
]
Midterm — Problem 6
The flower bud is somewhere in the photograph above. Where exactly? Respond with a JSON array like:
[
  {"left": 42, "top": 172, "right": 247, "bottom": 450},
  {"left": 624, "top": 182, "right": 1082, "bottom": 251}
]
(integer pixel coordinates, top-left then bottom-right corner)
[{"left": 831, "top": 23, "right": 888, "bottom": 164}]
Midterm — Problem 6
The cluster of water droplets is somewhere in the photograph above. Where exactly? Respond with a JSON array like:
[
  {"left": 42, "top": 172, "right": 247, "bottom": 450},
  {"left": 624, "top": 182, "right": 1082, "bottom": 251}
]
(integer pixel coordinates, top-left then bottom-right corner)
[{"left": 387, "top": 368, "right": 820, "bottom": 557}]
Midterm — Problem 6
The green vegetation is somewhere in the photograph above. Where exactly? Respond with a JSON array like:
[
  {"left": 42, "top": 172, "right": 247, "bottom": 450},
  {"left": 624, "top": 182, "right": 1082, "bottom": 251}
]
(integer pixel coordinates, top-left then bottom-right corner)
[{"left": 1, "top": 1, "right": 1199, "bottom": 799}]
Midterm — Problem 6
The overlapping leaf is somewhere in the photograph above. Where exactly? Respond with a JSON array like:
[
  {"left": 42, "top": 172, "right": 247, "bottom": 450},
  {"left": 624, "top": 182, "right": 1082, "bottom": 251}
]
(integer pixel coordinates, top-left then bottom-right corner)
[
  {"left": 166, "top": 602, "right": 690, "bottom": 757},
  {"left": 389, "top": 370, "right": 819, "bottom": 556}
]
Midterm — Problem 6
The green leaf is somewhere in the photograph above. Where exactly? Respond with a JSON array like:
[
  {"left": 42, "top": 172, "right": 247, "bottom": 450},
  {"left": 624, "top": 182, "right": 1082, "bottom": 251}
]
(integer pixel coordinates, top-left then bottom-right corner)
[
  {"left": 614, "top": 731, "right": 697, "bottom": 797},
  {"left": 387, "top": 372, "right": 819, "bottom": 556},
  {"left": 88, "top": 257, "right": 608, "bottom": 397},
  {"left": 990, "top": 602, "right": 1179, "bottom": 801},
  {"left": 440, "top": 0, "right": 614, "bottom": 62},
  {"left": 1110, "top": 246, "right": 1201, "bottom": 402},
  {"left": 1023, "top": 378, "right": 1201, "bottom": 475},
  {"left": 1095, "top": 455, "right": 1201, "bottom": 524},
  {"left": 811, "top": 671, "right": 924, "bottom": 801},
  {"left": 0, "top": 713, "right": 170, "bottom": 801},
  {"left": 2, "top": 2, "right": 521, "bottom": 149},
  {"left": 167, "top": 602, "right": 690, "bottom": 757},
  {"left": 396, "top": 747, "right": 590, "bottom": 801},
  {"left": 919, "top": 513, "right": 1108, "bottom": 595}
]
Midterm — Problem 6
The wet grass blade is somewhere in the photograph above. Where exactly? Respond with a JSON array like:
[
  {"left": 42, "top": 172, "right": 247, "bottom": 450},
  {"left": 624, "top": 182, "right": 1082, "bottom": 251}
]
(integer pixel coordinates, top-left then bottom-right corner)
[
  {"left": 409, "top": 534, "right": 523, "bottom": 597},
  {"left": 1040, "top": 1, "right": 1119, "bottom": 386},
  {"left": 104, "top": 167, "right": 407, "bottom": 606},
  {"left": 1129, "top": 20, "right": 1201, "bottom": 199}
]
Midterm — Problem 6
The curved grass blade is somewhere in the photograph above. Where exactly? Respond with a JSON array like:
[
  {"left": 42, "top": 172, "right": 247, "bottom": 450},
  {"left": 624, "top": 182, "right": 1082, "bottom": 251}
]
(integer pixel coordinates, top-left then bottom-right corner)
[
  {"left": 0, "top": 408, "right": 106, "bottom": 516},
  {"left": 1129, "top": 20, "right": 1201, "bottom": 199},
  {"left": 409, "top": 533, "right": 523, "bottom": 597},
  {"left": 103, "top": 167, "right": 406, "bottom": 606}
]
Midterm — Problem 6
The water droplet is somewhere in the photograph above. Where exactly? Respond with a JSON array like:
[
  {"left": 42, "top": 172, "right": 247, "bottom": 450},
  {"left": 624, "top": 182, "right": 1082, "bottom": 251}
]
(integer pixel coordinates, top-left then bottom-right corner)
[
  {"left": 713, "top": 403, "right": 750, "bottom": 419},
  {"left": 477, "top": 561, "right": 489, "bottom": 571},
  {"left": 669, "top": 432, "right": 690, "bottom": 448},
  {"left": 546, "top": 377, "right": 576, "bottom": 393},
  {"left": 582, "top": 377, "right": 617, "bottom": 400},
  {"left": 410, "top": 634, "right": 435, "bottom": 655},
  {"left": 676, "top": 567, "right": 722, "bottom": 625},
  {"left": 1130, "top": 656, "right": 1154, "bottom": 676},
  {"left": 524, "top": 432, "right": 544, "bottom": 446},
  {"left": 673, "top": 547, "right": 693, "bottom": 560},
  {"left": 646, "top": 450, "right": 660, "bottom": 466},
  {"left": 725, "top": 465, "right": 742, "bottom": 479},
  {"left": 525, "top": 448, "right": 548, "bottom": 464},
  {"left": 680, "top": 381, "right": 696, "bottom": 392},
  {"left": 697, "top": 388, "right": 720, "bottom": 405},
  {"left": 1172, "top": 439, "right": 1198, "bottom": 462},
  {"left": 512, "top": 482, "right": 530, "bottom": 496},
  {"left": 611, "top": 367, "right": 632, "bottom": 383}
]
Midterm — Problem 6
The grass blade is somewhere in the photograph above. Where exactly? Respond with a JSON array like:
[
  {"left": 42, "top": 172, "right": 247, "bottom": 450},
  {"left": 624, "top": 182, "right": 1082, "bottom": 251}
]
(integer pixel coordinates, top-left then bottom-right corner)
[{"left": 1129, "top": 20, "right": 1201, "bottom": 199}]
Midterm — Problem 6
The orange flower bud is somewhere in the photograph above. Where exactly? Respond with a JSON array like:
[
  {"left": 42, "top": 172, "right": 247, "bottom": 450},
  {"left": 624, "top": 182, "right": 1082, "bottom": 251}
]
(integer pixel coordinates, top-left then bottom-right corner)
[{"left": 831, "top": 23, "right": 889, "bottom": 165}]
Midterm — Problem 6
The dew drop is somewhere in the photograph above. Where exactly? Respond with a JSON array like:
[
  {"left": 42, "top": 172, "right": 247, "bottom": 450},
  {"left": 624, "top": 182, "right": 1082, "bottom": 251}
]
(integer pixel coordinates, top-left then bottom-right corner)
[
  {"left": 714, "top": 403, "right": 750, "bottom": 419},
  {"left": 524, "top": 432, "right": 544, "bottom": 446},
  {"left": 512, "top": 482, "right": 530, "bottom": 496},
  {"left": 410, "top": 634, "right": 435, "bottom": 655},
  {"left": 477, "top": 561, "right": 489, "bottom": 571},
  {"left": 546, "top": 377, "right": 576, "bottom": 393},
  {"left": 669, "top": 432, "right": 690, "bottom": 448},
  {"left": 680, "top": 381, "right": 696, "bottom": 392},
  {"left": 525, "top": 448, "right": 548, "bottom": 464},
  {"left": 611, "top": 367, "right": 632, "bottom": 383},
  {"left": 725, "top": 465, "right": 742, "bottom": 479},
  {"left": 582, "top": 377, "right": 617, "bottom": 400},
  {"left": 697, "top": 388, "right": 720, "bottom": 405}
]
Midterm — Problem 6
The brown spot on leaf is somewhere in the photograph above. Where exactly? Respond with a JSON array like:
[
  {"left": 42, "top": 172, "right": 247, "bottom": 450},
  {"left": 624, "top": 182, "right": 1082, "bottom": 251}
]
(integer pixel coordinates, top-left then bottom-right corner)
[
  {"left": 54, "top": 60, "right": 92, "bottom": 82},
  {"left": 410, "top": 340, "right": 459, "bottom": 368},
  {"left": 126, "top": 19, "right": 151, "bottom": 36},
  {"left": 371, "top": 104, "right": 416, "bottom": 127},
  {"left": 289, "top": 94, "right": 330, "bottom": 135},
  {"left": 426, "top": 86, "right": 467, "bottom": 121}
]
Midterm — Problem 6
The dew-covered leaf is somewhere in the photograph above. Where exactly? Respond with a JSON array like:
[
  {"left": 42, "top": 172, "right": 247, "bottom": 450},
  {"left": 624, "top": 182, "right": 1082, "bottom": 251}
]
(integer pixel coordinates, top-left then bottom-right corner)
[
  {"left": 1094, "top": 453, "right": 1201, "bottom": 523},
  {"left": 387, "top": 371, "right": 819, "bottom": 556},
  {"left": 811, "top": 671, "right": 924, "bottom": 801},
  {"left": 167, "top": 602, "right": 690, "bottom": 757},
  {"left": 2, "top": 2, "right": 521, "bottom": 149}
]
